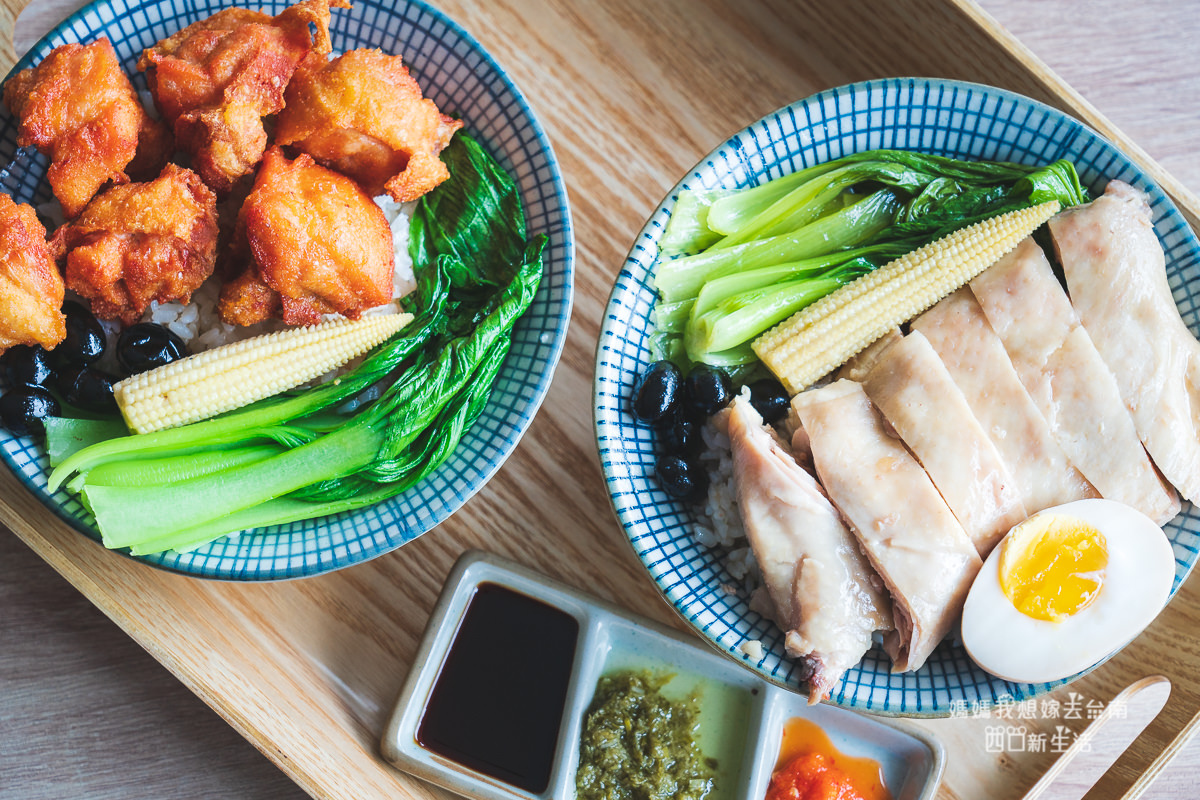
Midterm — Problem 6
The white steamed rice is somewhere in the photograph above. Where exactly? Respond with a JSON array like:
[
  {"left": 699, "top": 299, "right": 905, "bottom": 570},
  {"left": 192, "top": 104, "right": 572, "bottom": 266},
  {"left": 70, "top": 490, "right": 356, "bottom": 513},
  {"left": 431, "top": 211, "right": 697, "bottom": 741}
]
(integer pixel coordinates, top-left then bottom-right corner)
[{"left": 691, "top": 395, "right": 758, "bottom": 587}]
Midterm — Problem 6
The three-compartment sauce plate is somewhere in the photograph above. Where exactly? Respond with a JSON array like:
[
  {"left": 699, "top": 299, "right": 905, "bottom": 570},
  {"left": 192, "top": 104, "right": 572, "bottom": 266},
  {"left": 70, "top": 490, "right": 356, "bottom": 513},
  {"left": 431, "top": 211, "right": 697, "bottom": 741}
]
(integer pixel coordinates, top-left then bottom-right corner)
[{"left": 381, "top": 550, "right": 945, "bottom": 800}]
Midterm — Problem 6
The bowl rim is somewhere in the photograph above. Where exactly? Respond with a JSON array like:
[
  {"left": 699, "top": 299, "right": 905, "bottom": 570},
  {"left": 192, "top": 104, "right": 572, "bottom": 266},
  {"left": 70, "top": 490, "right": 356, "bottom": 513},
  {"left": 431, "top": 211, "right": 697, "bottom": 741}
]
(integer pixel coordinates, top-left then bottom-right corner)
[
  {"left": 592, "top": 75, "right": 1200, "bottom": 716},
  {"left": 0, "top": 0, "right": 575, "bottom": 581}
]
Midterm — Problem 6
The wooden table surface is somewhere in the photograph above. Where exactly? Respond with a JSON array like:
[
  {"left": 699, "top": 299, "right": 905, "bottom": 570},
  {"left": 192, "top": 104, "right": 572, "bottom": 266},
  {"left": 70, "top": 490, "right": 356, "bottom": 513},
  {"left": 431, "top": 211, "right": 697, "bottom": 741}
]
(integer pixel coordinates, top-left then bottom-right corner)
[{"left": 1, "top": 1, "right": 1198, "bottom": 799}]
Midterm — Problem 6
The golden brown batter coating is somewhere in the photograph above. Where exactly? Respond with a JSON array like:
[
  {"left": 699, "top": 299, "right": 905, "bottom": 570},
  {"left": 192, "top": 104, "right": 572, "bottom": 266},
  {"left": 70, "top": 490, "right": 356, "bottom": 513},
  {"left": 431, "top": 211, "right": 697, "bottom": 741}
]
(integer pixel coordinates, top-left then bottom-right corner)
[
  {"left": 0, "top": 195, "right": 66, "bottom": 353},
  {"left": 217, "top": 263, "right": 281, "bottom": 326},
  {"left": 51, "top": 164, "right": 219, "bottom": 326},
  {"left": 138, "top": 0, "right": 347, "bottom": 194},
  {"left": 3, "top": 38, "right": 172, "bottom": 218},
  {"left": 219, "top": 147, "right": 394, "bottom": 326},
  {"left": 274, "top": 48, "right": 461, "bottom": 202}
]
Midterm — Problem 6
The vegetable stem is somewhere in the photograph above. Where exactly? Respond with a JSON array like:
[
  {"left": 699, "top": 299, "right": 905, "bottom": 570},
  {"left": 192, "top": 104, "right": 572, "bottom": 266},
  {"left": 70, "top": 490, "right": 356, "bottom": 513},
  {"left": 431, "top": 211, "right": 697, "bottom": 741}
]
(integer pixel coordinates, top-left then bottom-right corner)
[
  {"left": 88, "top": 420, "right": 386, "bottom": 548},
  {"left": 82, "top": 444, "right": 283, "bottom": 487},
  {"left": 654, "top": 189, "right": 901, "bottom": 303},
  {"left": 650, "top": 149, "right": 1090, "bottom": 373}
]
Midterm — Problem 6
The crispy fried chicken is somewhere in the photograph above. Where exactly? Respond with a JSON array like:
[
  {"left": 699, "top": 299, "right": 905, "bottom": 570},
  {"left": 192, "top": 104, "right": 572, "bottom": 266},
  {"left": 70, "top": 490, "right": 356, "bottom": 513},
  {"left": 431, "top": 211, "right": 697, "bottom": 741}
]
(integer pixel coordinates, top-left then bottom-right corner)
[
  {"left": 51, "top": 164, "right": 219, "bottom": 326},
  {"left": 274, "top": 48, "right": 461, "bottom": 202},
  {"left": 0, "top": 195, "right": 66, "bottom": 352},
  {"left": 138, "top": 0, "right": 347, "bottom": 194},
  {"left": 219, "top": 147, "right": 394, "bottom": 326},
  {"left": 3, "top": 38, "right": 172, "bottom": 218}
]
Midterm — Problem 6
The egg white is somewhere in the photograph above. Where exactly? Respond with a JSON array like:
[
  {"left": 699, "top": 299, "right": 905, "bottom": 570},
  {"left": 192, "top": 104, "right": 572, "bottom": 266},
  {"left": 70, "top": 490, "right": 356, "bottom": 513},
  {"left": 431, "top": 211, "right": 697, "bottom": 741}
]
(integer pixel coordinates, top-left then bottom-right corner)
[{"left": 961, "top": 498, "right": 1175, "bottom": 685}]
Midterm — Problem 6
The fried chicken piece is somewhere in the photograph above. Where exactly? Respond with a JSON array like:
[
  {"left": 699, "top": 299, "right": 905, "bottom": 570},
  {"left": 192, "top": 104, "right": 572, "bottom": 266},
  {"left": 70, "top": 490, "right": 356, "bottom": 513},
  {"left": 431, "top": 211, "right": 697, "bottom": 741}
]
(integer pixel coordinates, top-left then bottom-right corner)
[
  {"left": 3, "top": 38, "right": 172, "bottom": 218},
  {"left": 127, "top": 112, "right": 176, "bottom": 182},
  {"left": 51, "top": 164, "right": 219, "bottom": 326},
  {"left": 274, "top": 48, "right": 462, "bottom": 202},
  {"left": 0, "top": 195, "right": 66, "bottom": 352},
  {"left": 137, "top": 0, "right": 347, "bottom": 194},
  {"left": 218, "top": 264, "right": 281, "bottom": 326},
  {"left": 219, "top": 147, "right": 394, "bottom": 326}
]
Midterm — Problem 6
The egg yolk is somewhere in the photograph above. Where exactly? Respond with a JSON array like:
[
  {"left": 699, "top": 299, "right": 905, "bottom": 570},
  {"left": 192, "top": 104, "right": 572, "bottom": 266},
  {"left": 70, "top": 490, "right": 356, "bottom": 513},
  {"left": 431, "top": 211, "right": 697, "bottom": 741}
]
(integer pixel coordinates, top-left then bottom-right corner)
[{"left": 998, "top": 514, "right": 1108, "bottom": 622}]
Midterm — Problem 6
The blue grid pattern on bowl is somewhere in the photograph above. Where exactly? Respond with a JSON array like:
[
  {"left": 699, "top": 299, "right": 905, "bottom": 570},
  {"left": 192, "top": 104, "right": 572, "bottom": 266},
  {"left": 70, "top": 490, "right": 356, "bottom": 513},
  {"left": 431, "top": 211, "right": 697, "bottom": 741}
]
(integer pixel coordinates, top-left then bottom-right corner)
[
  {"left": 0, "top": 0, "right": 574, "bottom": 580},
  {"left": 593, "top": 77, "right": 1200, "bottom": 717}
]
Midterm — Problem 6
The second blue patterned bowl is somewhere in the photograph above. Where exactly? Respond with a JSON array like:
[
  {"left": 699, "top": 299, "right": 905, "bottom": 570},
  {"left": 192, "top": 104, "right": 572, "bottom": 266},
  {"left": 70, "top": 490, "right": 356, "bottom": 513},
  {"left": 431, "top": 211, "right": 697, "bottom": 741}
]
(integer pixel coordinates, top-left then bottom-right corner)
[{"left": 593, "top": 78, "right": 1200, "bottom": 716}]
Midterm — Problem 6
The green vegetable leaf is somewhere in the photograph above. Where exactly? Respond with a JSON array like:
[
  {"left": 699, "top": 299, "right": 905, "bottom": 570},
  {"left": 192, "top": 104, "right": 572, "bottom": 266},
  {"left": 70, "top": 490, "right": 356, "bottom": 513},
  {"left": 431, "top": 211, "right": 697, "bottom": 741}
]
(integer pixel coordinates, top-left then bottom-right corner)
[
  {"left": 408, "top": 133, "right": 527, "bottom": 296},
  {"left": 654, "top": 189, "right": 901, "bottom": 303}
]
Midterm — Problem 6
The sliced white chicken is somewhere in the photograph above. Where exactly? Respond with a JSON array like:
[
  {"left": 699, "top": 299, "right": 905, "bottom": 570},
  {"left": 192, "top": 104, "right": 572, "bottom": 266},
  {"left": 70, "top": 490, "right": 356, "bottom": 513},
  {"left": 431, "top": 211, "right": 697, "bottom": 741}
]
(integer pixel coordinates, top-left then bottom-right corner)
[
  {"left": 970, "top": 237, "right": 1180, "bottom": 524},
  {"left": 860, "top": 329, "right": 1027, "bottom": 555},
  {"left": 912, "top": 288, "right": 1097, "bottom": 514},
  {"left": 727, "top": 395, "right": 892, "bottom": 703},
  {"left": 836, "top": 326, "right": 902, "bottom": 382},
  {"left": 1050, "top": 180, "right": 1200, "bottom": 505},
  {"left": 792, "top": 379, "right": 982, "bottom": 673}
]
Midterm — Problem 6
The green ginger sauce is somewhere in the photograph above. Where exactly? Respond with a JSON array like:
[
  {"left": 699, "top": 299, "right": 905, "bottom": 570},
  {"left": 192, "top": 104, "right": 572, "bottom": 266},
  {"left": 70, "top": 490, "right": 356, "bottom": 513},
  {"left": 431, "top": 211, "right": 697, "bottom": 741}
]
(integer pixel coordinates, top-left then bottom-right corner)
[{"left": 574, "top": 669, "right": 718, "bottom": 800}]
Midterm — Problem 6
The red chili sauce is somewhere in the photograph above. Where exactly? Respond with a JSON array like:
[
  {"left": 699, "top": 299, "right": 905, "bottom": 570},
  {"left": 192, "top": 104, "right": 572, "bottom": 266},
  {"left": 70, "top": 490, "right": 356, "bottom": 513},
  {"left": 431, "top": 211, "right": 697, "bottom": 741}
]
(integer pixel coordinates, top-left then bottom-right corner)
[{"left": 765, "top": 717, "right": 891, "bottom": 800}]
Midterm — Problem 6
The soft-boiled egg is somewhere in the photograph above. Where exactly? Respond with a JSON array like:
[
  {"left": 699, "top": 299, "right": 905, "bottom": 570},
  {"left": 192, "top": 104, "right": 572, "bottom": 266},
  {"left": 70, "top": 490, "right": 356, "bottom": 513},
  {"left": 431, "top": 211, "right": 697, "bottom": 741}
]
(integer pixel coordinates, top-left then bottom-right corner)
[{"left": 961, "top": 498, "right": 1175, "bottom": 684}]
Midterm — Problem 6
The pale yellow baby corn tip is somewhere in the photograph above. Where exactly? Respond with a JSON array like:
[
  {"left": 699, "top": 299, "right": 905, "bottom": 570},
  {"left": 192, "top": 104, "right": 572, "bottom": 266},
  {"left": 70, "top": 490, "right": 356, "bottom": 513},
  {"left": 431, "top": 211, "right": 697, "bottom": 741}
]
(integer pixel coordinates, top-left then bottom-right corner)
[
  {"left": 114, "top": 313, "right": 412, "bottom": 434},
  {"left": 753, "top": 200, "right": 1060, "bottom": 394}
]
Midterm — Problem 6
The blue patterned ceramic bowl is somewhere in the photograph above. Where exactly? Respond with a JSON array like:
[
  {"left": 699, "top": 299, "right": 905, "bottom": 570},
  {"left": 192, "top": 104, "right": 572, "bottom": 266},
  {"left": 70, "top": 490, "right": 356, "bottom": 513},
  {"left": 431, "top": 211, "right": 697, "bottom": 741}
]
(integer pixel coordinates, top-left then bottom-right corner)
[
  {"left": 0, "top": 0, "right": 573, "bottom": 580},
  {"left": 594, "top": 78, "right": 1200, "bottom": 716}
]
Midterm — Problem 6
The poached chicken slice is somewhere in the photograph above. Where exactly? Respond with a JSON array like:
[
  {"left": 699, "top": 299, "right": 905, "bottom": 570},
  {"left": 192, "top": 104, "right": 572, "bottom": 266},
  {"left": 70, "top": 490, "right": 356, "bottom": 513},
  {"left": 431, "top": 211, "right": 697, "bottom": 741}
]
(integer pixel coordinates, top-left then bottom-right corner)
[
  {"left": 1050, "top": 180, "right": 1200, "bottom": 505},
  {"left": 860, "top": 329, "right": 1027, "bottom": 555},
  {"left": 727, "top": 395, "right": 892, "bottom": 703},
  {"left": 912, "top": 288, "right": 1097, "bottom": 514},
  {"left": 970, "top": 237, "right": 1180, "bottom": 524},
  {"left": 792, "top": 380, "right": 982, "bottom": 673}
]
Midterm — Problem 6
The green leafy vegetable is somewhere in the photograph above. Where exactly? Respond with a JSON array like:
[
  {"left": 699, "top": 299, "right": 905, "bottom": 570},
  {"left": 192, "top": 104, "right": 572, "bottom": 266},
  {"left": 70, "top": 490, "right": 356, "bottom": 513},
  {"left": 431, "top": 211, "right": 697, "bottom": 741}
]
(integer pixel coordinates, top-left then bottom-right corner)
[
  {"left": 655, "top": 148, "right": 1089, "bottom": 371},
  {"left": 408, "top": 133, "right": 527, "bottom": 300},
  {"left": 43, "top": 417, "right": 128, "bottom": 467},
  {"left": 682, "top": 258, "right": 872, "bottom": 364}
]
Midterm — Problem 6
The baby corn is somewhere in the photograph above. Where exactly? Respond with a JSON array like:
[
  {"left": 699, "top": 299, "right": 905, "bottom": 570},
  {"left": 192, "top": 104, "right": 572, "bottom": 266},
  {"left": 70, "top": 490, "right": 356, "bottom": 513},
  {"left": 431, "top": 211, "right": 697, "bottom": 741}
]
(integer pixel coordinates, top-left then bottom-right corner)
[
  {"left": 753, "top": 200, "right": 1060, "bottom": 394},
  {"left": 115, "top": 313, "right": 412, "bottom": 434}
]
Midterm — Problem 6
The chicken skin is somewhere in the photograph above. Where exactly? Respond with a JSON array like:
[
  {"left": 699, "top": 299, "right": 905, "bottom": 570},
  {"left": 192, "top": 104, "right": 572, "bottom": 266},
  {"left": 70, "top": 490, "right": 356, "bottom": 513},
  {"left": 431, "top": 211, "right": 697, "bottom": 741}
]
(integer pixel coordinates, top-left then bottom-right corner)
[
  {"left": 137, "top": 0, "right": 347, "bottom": 194},
  {"left": 0, "top": 195, "right": 66, "bottom": 352},
  {"left": 219, "top": 147, "right": 394, "bottom": 326},
  {"left": 274, "top": 48, "right": 461, "bottom": 202},
  {"left": 3, "top": 38, "right": 172, "bottom": 218},
  {"left": 51, "top": 164, "right": 219, "bottom": 326}
]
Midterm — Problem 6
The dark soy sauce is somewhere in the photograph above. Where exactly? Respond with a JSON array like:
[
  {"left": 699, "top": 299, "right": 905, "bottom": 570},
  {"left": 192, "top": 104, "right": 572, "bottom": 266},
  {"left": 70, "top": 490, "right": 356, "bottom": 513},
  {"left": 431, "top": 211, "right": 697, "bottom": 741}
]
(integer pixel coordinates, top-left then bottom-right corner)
[{"left": 417, "top": 582, "right": 579, "bottom": 794}]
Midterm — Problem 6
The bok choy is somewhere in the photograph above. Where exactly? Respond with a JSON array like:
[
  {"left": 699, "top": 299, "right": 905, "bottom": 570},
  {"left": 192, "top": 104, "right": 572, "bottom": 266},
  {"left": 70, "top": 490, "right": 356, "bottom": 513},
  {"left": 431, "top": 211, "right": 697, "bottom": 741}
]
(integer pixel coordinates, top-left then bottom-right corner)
[{"left": 652, "top": 149, "right": 1088, "bottom": 370}]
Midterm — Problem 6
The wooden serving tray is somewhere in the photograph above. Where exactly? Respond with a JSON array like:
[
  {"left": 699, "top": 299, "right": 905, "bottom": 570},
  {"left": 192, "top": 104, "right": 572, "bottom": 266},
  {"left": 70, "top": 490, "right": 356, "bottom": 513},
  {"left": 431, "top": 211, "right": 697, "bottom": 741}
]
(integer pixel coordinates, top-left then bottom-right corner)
[{"left": 3, "top": 1, "right": 1199, "bottom": 798}]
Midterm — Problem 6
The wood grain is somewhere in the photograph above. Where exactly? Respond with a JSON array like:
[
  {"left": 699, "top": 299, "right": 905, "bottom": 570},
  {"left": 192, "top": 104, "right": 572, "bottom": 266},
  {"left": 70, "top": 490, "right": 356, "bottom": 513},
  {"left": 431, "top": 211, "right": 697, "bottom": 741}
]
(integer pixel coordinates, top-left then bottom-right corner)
[{"left": 1, "top": 0, "right": 1198, "bottom": 799}]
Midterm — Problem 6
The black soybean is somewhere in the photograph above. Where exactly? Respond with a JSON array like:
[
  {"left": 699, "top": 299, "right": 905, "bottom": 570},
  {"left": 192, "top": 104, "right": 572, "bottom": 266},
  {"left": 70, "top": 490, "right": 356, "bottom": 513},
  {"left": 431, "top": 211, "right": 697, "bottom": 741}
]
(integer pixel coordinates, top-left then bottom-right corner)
[
  {"left": 117, "top": 323, "right": 189, "bottom": 375},
  {"left": 654, "top": 454, "right": 708, "bottom": 503},
  {"left": 631, "top": 360, "right": 681, "bottom": 424},
  {"left": 684, "top": 364, "right": 732, "bottom": 415},
  {"left": 58, "top": 302, "right": 106, "bottom": 366},
  {"left": 0, "top": 386, "right": 59, "bottom": 436},
  {"left": 747, "top": 378, "right": 790, "bottom": 423},
  {"left": 59, "top": 366, "right": 118, "bottom": 413},
  {"left": 1, "top": 345, "right": 55, "bottom": 388},
  {"left": 660, "top": 407, "right": 704, "bottom": 458}
]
